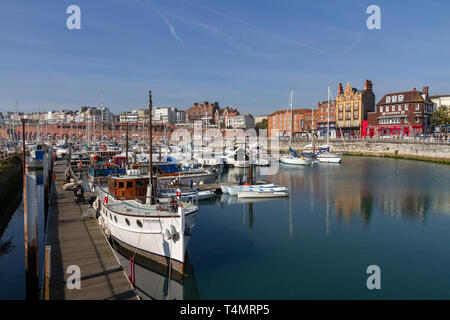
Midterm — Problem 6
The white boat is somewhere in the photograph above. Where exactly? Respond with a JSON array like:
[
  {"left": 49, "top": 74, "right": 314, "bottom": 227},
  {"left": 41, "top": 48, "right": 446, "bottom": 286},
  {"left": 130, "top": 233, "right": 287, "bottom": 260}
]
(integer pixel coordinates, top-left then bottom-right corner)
[
  {"left": 316, "top": 150, "right": 342, "bottom": 163},
  {"left": 94, "top": 171, "right": 198, "bottom": 276},
  {"left": 280, "top": 153, "right": 312, "bottom": 166},
  {"left": 228, "top": 185, "right": 288, "bottom": 196},
  {"left": 93, "top": 91, "right": 199, "bottom": 276},
  {"left": 159, "top": 189, "right": 215, "bottom": 201},
  {"left": 237, "top": 191, "right": 289, "bottom": 198},
  {"left": 55, "top": 145, "right": 69, "bottom": 158},
  {"left": 220, "top": 183, "right": 276, "bottom": 194},
  {"left": 279, "top": 89, "right": 312, "bottom": 166}
]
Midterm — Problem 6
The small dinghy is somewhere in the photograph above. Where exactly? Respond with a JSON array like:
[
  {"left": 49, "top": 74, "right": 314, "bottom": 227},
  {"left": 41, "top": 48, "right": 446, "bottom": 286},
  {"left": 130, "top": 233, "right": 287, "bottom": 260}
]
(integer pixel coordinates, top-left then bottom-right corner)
[
  {"left": 228, "top": 185, "right": 288, "bottom": 196},
  {"left": 237, "top": 191, "right": 289, "bottom": 198},
  {"left": 221, "top": 183, "right": 276, "bottom": 194},
  {"left": 63, "top": 179, "right": 78, "bottom": 190}
]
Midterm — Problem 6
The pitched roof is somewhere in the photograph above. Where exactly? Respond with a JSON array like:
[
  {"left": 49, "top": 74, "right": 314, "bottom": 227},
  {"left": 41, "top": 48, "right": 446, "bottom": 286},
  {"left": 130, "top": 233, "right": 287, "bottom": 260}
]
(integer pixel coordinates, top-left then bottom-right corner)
[
  {"left": 269, "top": 108, "right": 312, "bottom": 116},
  {"left": 377, "top": 90, "right": 433, "bottom": 106}
]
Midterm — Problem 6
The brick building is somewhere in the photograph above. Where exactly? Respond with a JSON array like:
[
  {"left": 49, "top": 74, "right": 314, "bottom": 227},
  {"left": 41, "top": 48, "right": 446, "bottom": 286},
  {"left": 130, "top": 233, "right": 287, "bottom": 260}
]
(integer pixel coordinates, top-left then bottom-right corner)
[
  {"left": 335, "top": 80, "right": 375, "bottom": 137},
  {"left": 214, "top": 106, "right": 240, "bottom": 128},
  {"left": 315, "top": 100, "right": 336, "bottom": 137},
  {"left": 186, "top": 101, "right": 220, "bottom": 123},
  {"left": 268, "top": 108, "right": 312, "bottom": 138},
  {"left": 366, "top": 87, "right": 434, "bottom": 137}
]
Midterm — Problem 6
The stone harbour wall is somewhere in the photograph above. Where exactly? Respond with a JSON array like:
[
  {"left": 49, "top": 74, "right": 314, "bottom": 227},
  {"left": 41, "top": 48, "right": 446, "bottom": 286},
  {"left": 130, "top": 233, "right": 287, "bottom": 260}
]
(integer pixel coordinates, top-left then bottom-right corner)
[{"left": 272, "top": 139, "right": 450, "bottom": 163}]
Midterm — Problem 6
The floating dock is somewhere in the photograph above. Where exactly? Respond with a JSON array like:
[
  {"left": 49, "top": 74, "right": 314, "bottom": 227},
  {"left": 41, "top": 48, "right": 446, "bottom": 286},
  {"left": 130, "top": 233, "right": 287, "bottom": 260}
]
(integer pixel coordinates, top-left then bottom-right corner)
[{"left": 46, "top": 160, "right": 138, "bottom": 300}]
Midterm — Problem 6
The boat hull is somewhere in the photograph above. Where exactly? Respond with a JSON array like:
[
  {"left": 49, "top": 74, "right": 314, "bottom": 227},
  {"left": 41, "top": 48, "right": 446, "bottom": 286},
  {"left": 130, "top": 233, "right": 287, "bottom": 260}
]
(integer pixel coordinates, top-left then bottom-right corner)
[
  {"left": 96, "top": 196, "right": 198, "bottom": 276},
  {"left": 237, "top": 191, "right": 289, "bottom": 198},
  {"left": 317, "top": 156, "right": 342, "bottom": 163},
  {"left": 280, "top": 155, "right": 312, "bottom": 166}
]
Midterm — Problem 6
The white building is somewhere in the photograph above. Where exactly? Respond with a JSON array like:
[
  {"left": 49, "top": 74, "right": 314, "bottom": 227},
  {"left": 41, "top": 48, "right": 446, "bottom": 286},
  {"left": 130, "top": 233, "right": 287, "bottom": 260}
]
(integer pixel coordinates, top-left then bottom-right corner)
[
  {"left": 229, "top": 114, "right": 255, "bottom": 129},
  {"left": 430, "top": 95, "right": 450, "bottom": 112}
]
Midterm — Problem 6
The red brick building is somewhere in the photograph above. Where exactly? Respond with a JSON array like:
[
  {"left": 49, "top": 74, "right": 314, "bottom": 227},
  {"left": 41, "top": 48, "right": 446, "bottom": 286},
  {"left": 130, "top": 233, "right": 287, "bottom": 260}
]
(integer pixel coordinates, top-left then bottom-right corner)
[
  {"left": 315, "top": 100, "right": 336, "bottom": 136},
  {"left": 268, "top": 108, "right": 312, "bottom": 138},
  {"left": 186, "top": 101, "right": 220, "bottom": 123},
  {"left": 366, "top": 87, "right": 434, "bottom": 137},
  {"left": 214, "top": 107, "right": 240, "bottom": 128}
]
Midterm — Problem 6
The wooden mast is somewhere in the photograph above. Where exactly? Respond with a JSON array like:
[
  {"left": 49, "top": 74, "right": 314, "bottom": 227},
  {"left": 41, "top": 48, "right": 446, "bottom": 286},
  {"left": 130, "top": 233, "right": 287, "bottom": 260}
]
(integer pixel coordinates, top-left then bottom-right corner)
[
  {"left": 125, "top": 121, "right": 129, "bottom": 169},
  {"left": 148, "top": 90, "right": 156, "bottom": 205}
]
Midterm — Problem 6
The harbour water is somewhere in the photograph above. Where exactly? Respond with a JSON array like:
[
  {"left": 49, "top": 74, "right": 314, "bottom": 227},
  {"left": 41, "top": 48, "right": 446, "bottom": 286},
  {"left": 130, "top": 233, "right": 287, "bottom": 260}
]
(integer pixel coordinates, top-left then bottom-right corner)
[
  {"left": 0, "top": 172, "right": 46, "bottom": 300},
  {"left": 1, "top": 157, "right": 449, "bottom": 299}
]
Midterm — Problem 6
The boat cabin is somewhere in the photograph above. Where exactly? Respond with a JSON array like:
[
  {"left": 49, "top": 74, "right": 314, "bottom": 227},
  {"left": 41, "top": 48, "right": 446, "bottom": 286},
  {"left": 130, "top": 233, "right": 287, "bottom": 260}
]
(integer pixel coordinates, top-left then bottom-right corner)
[
  {"left": 131, "top": 162, "right": 181, "bottom": 177},
  {"left": 108, "top": 174, "right": 150, "bottom": 202}
]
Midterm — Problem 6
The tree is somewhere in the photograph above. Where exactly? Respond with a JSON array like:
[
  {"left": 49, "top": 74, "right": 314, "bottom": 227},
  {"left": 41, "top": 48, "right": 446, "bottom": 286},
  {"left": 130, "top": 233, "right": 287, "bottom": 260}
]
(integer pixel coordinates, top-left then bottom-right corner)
[
  {"left": 256, "top": 118, "right": 268, "bottom": 130},
  {"left": 431, "top": 105, "right": 449, "bottom": 133}
]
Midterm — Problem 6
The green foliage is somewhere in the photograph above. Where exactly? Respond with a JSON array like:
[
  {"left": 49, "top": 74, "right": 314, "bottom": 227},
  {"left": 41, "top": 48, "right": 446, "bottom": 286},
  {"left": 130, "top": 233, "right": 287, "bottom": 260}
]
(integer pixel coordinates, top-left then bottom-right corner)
[
  {"left": 256, "top": 118, "right": 268, "bottom": 130},
  {"left": 431, "top": 105, "right": 449, "bottom": 130}
]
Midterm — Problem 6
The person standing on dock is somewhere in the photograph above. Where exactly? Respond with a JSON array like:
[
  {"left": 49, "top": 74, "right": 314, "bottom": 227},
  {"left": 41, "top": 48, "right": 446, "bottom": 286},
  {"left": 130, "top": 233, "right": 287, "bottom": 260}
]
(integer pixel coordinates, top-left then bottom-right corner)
[{"left": 65, "top": 166, "right": 71, "bottom": 181}]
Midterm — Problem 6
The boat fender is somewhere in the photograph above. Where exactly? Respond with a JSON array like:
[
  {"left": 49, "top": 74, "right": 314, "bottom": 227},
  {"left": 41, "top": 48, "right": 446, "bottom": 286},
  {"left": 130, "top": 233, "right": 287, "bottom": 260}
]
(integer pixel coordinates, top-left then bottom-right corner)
[
  {"left": 170, "top": 224, "right": 178, "bottom": 238},
  {"left": 104, "top": 228, "right": 111, "bottom": 239},
  {"left": 98, "top": 215, "right": 104, "bottom": 226},
  {"left": 164, "top": 229, "right": 172, "bottom": 240}
]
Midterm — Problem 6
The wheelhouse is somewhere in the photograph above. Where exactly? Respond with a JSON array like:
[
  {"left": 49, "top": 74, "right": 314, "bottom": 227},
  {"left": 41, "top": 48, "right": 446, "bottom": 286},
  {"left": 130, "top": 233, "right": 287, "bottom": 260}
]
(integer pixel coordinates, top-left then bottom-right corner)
[{"left": 108, "top": 175, "right": 150, "bottom": 202}]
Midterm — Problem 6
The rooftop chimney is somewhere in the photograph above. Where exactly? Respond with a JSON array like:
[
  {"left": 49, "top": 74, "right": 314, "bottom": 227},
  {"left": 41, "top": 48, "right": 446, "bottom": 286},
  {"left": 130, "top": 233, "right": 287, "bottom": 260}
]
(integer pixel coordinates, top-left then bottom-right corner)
[
  {"left": 338, "top": 83, "right": 343, "bottom": 96},
  {"left": 364, "top": 80, "right": 373, "bottom": 90},
  {"left": 422, "top": 86, "right": 429, "bottom": 100}
]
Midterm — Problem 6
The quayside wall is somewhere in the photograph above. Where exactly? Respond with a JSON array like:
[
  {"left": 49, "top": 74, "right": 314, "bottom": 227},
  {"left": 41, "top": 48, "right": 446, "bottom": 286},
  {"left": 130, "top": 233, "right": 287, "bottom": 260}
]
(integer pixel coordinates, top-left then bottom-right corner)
[{"left": 271, "top": 139, "right": 450, "bottom": 163}]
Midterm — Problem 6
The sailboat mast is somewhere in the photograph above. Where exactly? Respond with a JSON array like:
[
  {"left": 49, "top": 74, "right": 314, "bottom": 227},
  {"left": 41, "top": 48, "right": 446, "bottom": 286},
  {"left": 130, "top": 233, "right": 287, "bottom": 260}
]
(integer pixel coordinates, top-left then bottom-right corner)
[
  {"left": 312, "top": 108, "right": 315, "bottom": 153},
  {"left": 148, "top": 90, "right": 155, "bottom": 205},
  {"left": 327, "top": 86, "right": 330, "bottom": 146},
  {"left": 125, "top": 121, "right": 129, "bottom": 169},
  {"left": 289, "top": 88, "right": 294, "bottom": 145}
]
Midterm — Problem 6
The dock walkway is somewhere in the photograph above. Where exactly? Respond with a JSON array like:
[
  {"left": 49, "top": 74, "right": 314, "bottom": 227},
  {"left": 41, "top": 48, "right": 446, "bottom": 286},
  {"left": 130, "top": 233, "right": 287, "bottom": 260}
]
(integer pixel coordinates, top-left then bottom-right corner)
[{"left": 46, "top": 160, "right": 138, "bottom": 300}]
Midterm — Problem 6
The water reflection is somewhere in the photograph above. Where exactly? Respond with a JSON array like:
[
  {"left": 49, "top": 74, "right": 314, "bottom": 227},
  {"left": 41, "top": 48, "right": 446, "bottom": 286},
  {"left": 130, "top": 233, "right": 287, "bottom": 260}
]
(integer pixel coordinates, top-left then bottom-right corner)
[
  {"left": 252, "top": 157, "right": 450, "bottom": 227},
  {"left": 114, "top": 247, "right": 200, "bottom": 300},
  {"left": 0, "top": 170, "right": 46, "bottom": 300},
  {"left": 0, "top": 237, "right": 15, "bottom": 257}
]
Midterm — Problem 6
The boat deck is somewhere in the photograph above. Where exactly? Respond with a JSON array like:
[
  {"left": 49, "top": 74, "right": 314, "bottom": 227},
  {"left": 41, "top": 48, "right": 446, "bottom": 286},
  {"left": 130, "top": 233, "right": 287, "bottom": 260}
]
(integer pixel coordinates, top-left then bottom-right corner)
[{"left": 46, "top": 160, "right": 138, "bottom": 300}]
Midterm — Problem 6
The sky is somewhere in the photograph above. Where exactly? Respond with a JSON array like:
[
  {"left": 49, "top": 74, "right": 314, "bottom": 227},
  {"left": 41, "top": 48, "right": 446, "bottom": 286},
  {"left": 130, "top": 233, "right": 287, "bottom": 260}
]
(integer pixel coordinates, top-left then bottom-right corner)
[{"left": 0, "top": 0, "right": 449, "bottom": 115}]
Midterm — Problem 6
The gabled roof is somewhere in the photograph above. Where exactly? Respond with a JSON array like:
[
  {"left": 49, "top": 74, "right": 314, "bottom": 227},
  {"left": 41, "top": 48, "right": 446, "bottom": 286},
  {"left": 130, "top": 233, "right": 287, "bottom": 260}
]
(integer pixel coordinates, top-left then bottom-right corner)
[
  {"left": 377, "top": 90, "right": 433, "bottom": 106},
  {"left": 269, "top": 108, "right": 312, "bottom": 116}
]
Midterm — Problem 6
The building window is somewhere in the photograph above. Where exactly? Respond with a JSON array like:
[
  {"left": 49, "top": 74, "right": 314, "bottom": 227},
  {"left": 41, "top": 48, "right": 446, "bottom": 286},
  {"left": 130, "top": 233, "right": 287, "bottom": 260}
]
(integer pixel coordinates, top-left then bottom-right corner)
[
  {"left": 398, "top": 105, "right": 401, "bottom": 111},
  {"left": 386, "top": 106, "right": 389, "bottom": 112},
  {"left": 405, "top": 104, "right": 408, "bottom": 111},
  {"left": 380, "top": 106, "right": 383, "bottom": 113},
  {"left": 415, "top": 117, "right": 420, "bottom": 123},
  {"left": 416, "top": 104, "right": 420, "bottom": 111}
]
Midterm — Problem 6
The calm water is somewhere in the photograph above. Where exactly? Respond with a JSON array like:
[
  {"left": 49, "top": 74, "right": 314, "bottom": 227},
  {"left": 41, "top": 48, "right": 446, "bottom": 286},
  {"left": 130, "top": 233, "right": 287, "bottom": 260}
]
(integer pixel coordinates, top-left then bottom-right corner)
[
  {"left": 0, "top": 172, "right": 46, "bottom": 300},
  {"left": 188, "top": 156, "right": 450, "bottom": 299},
  {"left": 1, "top": 157, "right": 449, "bottom": 299}
]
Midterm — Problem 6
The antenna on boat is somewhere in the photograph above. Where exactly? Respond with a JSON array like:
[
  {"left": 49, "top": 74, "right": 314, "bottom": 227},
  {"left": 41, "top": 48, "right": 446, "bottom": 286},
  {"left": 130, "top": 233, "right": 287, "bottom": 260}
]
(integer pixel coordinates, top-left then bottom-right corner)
[
  {"left": 327, "top": 86, "right": 331, "bottom": 147},
  {"left": 289, "top": 88, "right": 294, "bottom": 145},
  {"left": 125, "top": 119, "right": 129, "bottom": 170},
  {"left": 148, "top": 90, "right": 156, "bottom": 205}
]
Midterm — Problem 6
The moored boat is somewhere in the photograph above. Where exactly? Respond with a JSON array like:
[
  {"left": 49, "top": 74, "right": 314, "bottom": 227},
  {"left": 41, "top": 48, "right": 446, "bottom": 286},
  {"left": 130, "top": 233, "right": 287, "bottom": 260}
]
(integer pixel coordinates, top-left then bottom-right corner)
[{"left": 237, "top": 191, "right": 289, "bottom": 198}]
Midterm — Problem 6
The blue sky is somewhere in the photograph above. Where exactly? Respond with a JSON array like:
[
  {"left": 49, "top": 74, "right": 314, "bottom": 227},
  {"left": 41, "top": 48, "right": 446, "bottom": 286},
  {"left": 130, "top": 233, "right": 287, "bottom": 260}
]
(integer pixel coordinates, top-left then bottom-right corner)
[{"left": 0, "top": 0, "right": 449, "bottom": 115}]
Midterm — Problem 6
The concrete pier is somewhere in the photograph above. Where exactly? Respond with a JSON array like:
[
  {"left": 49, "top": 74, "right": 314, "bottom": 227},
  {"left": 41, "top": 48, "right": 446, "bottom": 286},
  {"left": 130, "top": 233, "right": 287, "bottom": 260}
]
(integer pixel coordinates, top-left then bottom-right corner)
[{"left": 46, "top": 160, "right": 138, "bottom": 300}]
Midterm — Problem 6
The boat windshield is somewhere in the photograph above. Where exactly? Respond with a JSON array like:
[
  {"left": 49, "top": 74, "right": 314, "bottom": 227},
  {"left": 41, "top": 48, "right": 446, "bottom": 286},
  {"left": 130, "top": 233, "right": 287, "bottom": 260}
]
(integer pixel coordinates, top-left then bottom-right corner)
[{"left": 158, "top": 164, "right": 180, "bottom": 173}]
